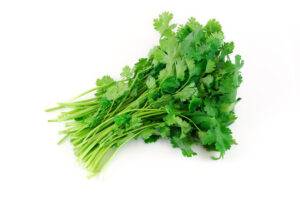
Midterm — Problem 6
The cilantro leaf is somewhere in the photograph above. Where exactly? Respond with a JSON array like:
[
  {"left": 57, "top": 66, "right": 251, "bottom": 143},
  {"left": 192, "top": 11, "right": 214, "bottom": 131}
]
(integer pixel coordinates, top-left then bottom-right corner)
[
  {"left": 153, "top": 12, "right": 176, "bottom": 37},
  {"left": 146, "top": 76, "right": 156, "bottom": 89},
  {"left": 201, "top": 75, "right": 214, "bottom": 86},
  {"left": 121, "top": 66, "right": 133, "bottom": 79},
  {"left": 164, "top": 114, "right": 191, "bottom": 138},
  {"left": 96, "top": 75, "right": 114, "bottom": 87},
  {"left": 205, "top": 60, "right": 216, "bottom": 73},
  {"left": 186, "top": 59, "right": 199, "bottom": 77},
  {"left": 186, "top": 17, "right": 201, "bottom": 31},
  {"left": 204, "top": 19, "right": 222, "bottom": 34},
  {"left": 149, "top": 46, "right": 166, "bottom": 63},
  {"left": 175, "top": 58, "right": 187, "bottom": 81},
  {"left": 235, "top": 55, "right": 244, "bottom": 69},
  {"left": 105, "top": 82, "right": 129, "bottom": 100},
  {"left": 174, "top": 82, "right": 198, "bottom": 101},
  {"left": 114, "top": 113, "right": 131, "bottom": 127},
  {"left": 171, "top": 137, "right": 196, "bottom": 157},
  {"left": 189, "top": 97, "right": 201, "bottom": 112},
  {"left": 160, "top": 76, "right": 180, "bottom": 93},
  {"left": 201, "top": 126, "right": 234, "bottom": 156}
]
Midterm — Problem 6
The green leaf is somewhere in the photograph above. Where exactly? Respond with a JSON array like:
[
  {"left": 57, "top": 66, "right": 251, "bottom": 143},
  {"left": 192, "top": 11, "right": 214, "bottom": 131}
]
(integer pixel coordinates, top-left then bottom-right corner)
[
  {"left": 175, "top": 116, "right": 192, "bottom": 138},
  {"left": 105, "top": 81, "right": 129, "bottom": 100},
  {"left": 181, "top": 30, "right": 205, "bottom": 61},
  {"left": 160, "top": 76, "right": 180, "bottom": 93},
  {"left": 99, "top": 97, "right": 112, "bottom": 109},
  {"left": 157, "top": 125, "right": 170, "bottom": 138},
  {"left": 146, "top": 76, "right": 156, "bottom": 89},
  {"left": 144, "top": 135, "right": 160, "bottom": 143},
  {"left": 186, "top": 17, "right": 201, "bottom": 31},
  {"left": 133, "top": 58, "right": 149, "bottom": 74},
  {"left": 189, "top": 97, "right": 201, "bottom": 112},
  {"left": 114, "top": 114, "right": 131, "bottom": 127},
  {"left": 220, "top": 42, "right": 234, "bottom": 59},
  {"left": 96, "top": 76, "right": 114, "bottom": 87},
  {"left": 130, "top": 116, "right": 142, "bottom": 129},
  {"left": 86, "top": 97, "right": 112, "bottom": 128},
  {"left": 219, "top": 112, "right": 237, "bottom": 126},
  {"left": 235, "top": 55, "right": 244, "bottom": 69},
  {"left": 201, "top": 75, "right": 213, "bottom": 86},
  {"left": 164, "top": 113, "right": 176, "bottom": 126},
  {"left": 176, "top": 24, "right": 191, "bottom": 41},
  {"left": 175, "top": 58, "right": 187, "bottom": 81},
  {"left": 219, "top": 102, "right": 236, "bottom": 113},
  {"left": 158, "top": 67, "right": 172, "bottom": 81},
  {"left": 171, "top": 137, "right": 196, "bottom": 157},
  {"left": 149, "top": 94, "right": 172, "bottom": 108},
  {"left": 140, "top": 128, "right": 155, "bottom": 139},
  {"left": 174, "top": 82, "right": 198, "bottom": 101},
  {"left": 121, "top": 66, "right": 133, "bottom": 79},
  {"left": 204, "top": 19, "right": 222, "bottom": 34},
  {"left": 205, "top": 60, "right": 216, "bottom": 73},
  {"left": 203, "top": 99, "right": 217, "bottom": 116},
  {"left": 160, "top": 36, "right": 178, "bottom": 54},
  {"left": 149, "top": 46, "right": 165, "bottom": 63},
  {"left": 164, "top": 114, "right": 191, "bottom": 138},
  {"left": 201, "top": 130, "right": 215, "bottom": 145},
  {"left": 153, "top": 12, "right": 176, "bottom": 37},
  {"left": 191, "top": 112, "right": 218, "bottom": 130},
  {"left": 201, "top": 126, "right": 234, "bottom": 156},
  {"left": 137, "top": 128, "right": 159, "bottom": 143},
  {"left": 186, "top": 59, "right": 200, "bottom": 77},
  {"left": 206, "top": 32, "right": 224, "bottom": 54}
]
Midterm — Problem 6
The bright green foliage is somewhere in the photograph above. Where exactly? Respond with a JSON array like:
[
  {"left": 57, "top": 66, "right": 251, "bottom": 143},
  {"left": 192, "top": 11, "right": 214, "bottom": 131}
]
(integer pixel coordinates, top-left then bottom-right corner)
[
  {"left": 153, "top": 12, "right": 176, "bottom": 37},
  {"left": 174, "top": 82, "right": 198, "bottom": 101},
  {"left": 47, "top": 12, "right": 243, "bottom": 176},
  {"left": 160, "top": 76, "right": 180, "bottom": 93},
  {"left": 205, "top": 60, "right": 216, "bottom": 73},
  {"left": 175, "top": 58, "right": 187, "bottom": 81},
  {"left": 120, "top": 66, "right": 133, "bottom": 79},
  {"left": 146, "top": 76, "right": 156, "bottom": 89},
  {"left": 104, "top": 81, "right": 128, "bottom": 100},
  {"left": 189, "top": 97, "right": 202, "bottom": 112}
]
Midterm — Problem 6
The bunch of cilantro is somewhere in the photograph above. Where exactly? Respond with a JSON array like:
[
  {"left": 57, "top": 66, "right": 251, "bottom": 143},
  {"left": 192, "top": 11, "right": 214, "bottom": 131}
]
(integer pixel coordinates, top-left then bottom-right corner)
[{"left": 47, "top": 12, "right": 243, "bottom": 175}]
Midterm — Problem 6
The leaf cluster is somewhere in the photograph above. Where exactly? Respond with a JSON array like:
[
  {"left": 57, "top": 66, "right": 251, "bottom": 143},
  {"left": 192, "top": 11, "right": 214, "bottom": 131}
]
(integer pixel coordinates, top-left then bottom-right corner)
[{"left": 47, "top": 12, "right": 243, "bottom": 175}]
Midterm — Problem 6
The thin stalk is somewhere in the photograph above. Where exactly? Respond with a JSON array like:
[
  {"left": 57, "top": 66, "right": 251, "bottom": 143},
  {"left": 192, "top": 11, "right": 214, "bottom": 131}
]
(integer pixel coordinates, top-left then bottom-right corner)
[
  {"left": 46, "top": 98, "right": 97, "bottom": 112},
  {"left": 179, "top": 114, "right": 201, "bottom": 132},
  {"left": 110, "top": 66, "right": 152, "bottom": 116},
  {"left": 71, "top": 87, "right": 97, "bottom": 101},
  {"left": 86, "top": 123, "right": 162, "bottom": 175},
  {"left": 55, "top": 105, "right": 98, "bottom": 121}
]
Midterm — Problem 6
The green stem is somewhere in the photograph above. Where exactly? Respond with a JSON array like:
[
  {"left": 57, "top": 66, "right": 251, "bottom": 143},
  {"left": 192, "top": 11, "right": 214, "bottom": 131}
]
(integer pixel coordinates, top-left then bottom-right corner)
[
  {"left": 86, "top": 122, "right": 162, "bottom": 174},
  {"left": 55, "top": 105, "right": 98, "bottom": 121},
  {"left": 110, "top": 66, "right": 152, "bottom": 116},
  {"left": 179, "top": 114, "right": 201, "bottom": 132},
  {"left": 46, "top": 98, "right": 97, "bottom": 112},
  {"left": 71, "top": 87, "right": 98, "bottom": 100},
  {"left": 176, "top": 76, "right": 191, "bottom": 93}
]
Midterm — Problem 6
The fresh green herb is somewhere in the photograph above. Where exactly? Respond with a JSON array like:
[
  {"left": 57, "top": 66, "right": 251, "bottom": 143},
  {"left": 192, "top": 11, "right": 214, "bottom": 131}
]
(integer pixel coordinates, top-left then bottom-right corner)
[{"left": 47, "top": 12, "right": 243, "bottom": 176}]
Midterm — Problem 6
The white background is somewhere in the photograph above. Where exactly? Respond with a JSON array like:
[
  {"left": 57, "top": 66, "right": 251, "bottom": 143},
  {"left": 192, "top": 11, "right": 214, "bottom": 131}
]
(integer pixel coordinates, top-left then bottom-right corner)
[{"left": 0, "top": 0, "right": 299, "bottom": 199}]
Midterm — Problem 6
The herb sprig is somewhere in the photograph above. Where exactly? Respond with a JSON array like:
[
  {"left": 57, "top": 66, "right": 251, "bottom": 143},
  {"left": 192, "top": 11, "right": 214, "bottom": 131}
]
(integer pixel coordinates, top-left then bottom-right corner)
[{"left": 47, "top": 12, "right": 243, "bottom": 176}]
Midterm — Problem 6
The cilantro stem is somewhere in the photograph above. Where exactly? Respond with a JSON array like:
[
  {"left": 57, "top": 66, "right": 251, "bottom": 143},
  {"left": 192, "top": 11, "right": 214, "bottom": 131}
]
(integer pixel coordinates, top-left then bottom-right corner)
[
  {"left": 45, "top": 98, "right": 97, "bottom": 112},
  {"left": 85, "top": 122, "right": 163, "bottom": 174},
  {"left": 110, "top": 66, "right": 153, "bottom": 116},
  {"left": 179, "top": 114, "right": 201, "bottom": 132},
  {"left": 176, "top": 76, "right": 191, "bottom": 93},
  {"left": 71, "top": 87, "right": 98, "bottom": 100},
  {"left": 55, "top": 105, "right": 98, "bottom": 121}
]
